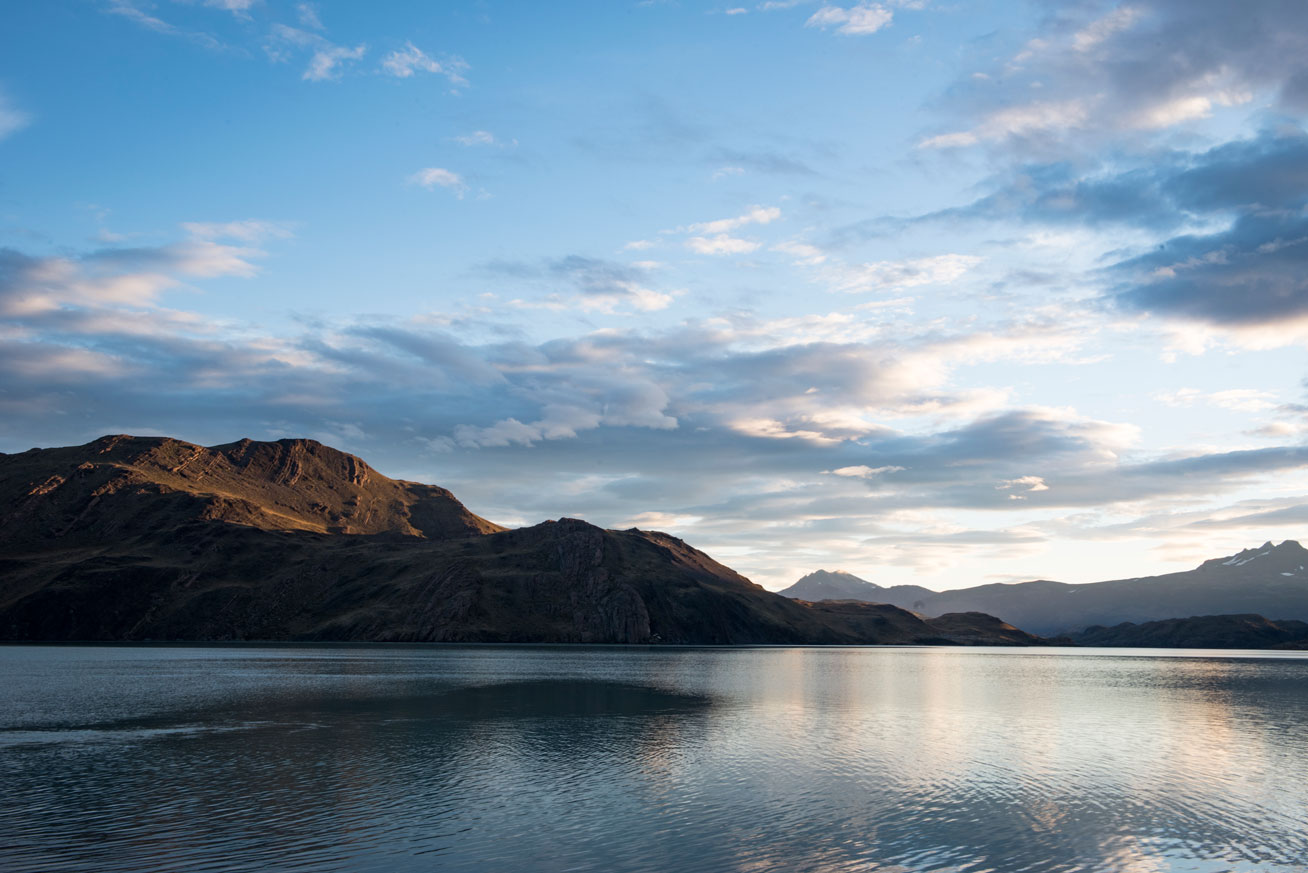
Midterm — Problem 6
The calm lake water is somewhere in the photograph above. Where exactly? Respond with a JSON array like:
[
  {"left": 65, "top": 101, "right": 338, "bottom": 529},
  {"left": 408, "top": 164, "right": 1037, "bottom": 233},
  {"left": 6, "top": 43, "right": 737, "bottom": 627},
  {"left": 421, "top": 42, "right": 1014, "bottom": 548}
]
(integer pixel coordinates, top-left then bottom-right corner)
[{"left": 2, "top": 645, "right": 1307, "bottom": 873}]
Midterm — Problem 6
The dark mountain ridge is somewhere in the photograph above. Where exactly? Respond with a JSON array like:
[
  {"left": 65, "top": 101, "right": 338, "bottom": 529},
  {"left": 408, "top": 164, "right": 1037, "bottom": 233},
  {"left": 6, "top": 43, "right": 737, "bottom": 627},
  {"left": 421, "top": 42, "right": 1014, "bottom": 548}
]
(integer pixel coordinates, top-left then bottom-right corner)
[
  {"left": 783, "top": 541, "right": 1308, "bottom": 635},
  {"left": 0, "top": 435, "right": 1041, "bottom": 646},
  {"left": 1068, "top": 614, "right": 1308, "bottom": 649}
]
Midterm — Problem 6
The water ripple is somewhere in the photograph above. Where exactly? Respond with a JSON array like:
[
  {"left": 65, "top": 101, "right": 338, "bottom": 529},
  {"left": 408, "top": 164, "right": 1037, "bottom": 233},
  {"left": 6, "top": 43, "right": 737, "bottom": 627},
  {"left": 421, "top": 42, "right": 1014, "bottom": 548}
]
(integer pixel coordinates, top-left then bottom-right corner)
[{"left": 2, "top": 646, "right": 1307, "bottom": 872}]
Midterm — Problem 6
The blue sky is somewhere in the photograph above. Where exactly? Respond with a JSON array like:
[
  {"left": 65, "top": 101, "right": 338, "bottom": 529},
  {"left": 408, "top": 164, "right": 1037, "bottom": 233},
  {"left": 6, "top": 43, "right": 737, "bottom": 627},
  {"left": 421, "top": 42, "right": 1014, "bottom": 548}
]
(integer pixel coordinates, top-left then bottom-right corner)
[{"left": 4, "top": 0, "right": 1308, "bottom": 591}]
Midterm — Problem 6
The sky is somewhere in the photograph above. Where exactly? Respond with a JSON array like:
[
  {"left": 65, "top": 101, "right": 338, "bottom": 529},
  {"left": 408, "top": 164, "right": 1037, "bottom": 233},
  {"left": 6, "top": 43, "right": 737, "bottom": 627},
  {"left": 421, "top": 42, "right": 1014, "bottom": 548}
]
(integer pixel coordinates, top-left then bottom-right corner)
[{"left": 3, "top": 0, "right": 1308, "bottom": 592}]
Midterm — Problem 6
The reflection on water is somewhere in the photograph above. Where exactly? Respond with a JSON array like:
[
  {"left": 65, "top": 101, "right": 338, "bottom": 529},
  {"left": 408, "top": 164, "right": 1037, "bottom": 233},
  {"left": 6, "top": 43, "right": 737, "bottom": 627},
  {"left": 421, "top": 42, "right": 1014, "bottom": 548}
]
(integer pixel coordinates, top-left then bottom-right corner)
[{"left": 2, "top": 645, "right": 1307, "bottom": 873}]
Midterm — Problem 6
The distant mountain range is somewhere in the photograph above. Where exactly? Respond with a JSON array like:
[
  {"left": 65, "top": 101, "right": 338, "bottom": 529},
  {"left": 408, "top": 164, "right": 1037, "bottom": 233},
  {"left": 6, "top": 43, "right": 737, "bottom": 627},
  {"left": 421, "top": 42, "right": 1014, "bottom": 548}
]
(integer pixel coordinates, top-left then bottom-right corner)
[
  {"left": 781, "top": 542, "right": 1308, "bottom": 635},
  {"left": 780, "top": 570, "right": 937, "bottom": 608},
  {"left": 0, "top": 435, "right": 1039, "bottom": 646}
]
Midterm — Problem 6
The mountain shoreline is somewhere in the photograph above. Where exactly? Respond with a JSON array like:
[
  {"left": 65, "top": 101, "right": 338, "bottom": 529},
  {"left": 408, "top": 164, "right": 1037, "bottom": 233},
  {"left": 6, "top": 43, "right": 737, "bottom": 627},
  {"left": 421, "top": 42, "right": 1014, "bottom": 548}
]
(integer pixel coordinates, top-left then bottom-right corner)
[{"left": 0, "top": 435, "right": 1043, "bottom": 647}]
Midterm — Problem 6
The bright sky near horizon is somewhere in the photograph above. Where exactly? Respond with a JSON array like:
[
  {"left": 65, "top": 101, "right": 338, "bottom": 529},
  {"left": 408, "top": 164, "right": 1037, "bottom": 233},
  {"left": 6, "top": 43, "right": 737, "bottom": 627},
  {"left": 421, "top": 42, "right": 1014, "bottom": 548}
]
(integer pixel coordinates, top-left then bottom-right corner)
[{"left": 3, "top": 0, "right": 1308, "bottom": 592}]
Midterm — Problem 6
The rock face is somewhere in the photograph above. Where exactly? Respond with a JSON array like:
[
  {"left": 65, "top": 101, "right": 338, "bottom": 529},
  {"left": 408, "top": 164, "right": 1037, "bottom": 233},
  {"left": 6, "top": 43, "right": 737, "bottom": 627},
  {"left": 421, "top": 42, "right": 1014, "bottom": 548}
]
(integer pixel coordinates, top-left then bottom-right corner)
[
  {"left": 785, "top": 541, "right": 1308, "bottom": 635},
  {"left": 1069, "top": 614, "right": 1308, "bottom": 649},
  {"left": 0, "top": 435, "right": 1043, "bottom": 646}
]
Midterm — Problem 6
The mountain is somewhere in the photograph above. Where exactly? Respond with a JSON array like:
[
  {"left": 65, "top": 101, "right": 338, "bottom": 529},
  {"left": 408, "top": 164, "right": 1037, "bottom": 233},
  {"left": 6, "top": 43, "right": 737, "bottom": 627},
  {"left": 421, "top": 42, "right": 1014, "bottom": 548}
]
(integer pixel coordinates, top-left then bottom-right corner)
[
  {"left": 784, "top": 541, "right": 1308, "bottom": 635},
  {"left": 778, "top": 570, "right": 935, "bottom": 606},
  {"left": 0, "top": 435, "right": 1042, "bottom": 646},
  {"left": 1068, "top": 614, "right": 1308, "bottom": 649}
]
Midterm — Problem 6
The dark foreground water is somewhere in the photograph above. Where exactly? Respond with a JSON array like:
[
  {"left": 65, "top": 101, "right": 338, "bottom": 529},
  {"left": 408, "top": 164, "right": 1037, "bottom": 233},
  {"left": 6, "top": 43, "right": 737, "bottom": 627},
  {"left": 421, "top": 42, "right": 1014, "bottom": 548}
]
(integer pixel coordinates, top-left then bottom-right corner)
[{"left": 2, "top": 646, "right": 1307, "bottom": 873}]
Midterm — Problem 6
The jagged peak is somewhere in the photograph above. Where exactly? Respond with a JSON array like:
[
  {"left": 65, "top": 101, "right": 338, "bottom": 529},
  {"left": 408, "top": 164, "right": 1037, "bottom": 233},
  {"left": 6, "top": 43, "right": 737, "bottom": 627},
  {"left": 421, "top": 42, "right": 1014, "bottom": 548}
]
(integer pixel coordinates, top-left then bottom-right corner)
[
  {"left": 1206, "top": 539, "right": 1307, "bottom": 569},
  {"left": 800, "top": 568, "right": 849, "bottom": 579},
  {"left": 795, "top": 568, "right": 877, "bottom": 585}
]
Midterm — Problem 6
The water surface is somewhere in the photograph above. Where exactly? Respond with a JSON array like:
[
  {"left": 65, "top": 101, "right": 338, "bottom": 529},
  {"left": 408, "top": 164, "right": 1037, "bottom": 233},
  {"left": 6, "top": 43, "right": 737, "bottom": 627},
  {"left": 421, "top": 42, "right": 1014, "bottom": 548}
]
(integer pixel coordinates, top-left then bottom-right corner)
[{"left": 2, "top": 644, "right": 1306, "bottom": 872}]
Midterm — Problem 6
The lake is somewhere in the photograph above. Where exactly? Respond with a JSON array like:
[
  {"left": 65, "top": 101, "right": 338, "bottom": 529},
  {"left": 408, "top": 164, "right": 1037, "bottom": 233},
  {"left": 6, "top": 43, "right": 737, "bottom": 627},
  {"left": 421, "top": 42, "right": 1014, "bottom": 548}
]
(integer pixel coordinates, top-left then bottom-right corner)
[{"left": 2, "top": 644, "right": 1306, "bottom": 872}]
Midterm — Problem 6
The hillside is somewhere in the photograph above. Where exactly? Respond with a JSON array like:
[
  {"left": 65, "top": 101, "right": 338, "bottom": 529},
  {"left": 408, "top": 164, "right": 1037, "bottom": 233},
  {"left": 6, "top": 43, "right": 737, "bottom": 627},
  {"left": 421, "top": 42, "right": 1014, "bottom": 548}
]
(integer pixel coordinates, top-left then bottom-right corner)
[
  {"left": 0, "top": 435, "right": 1041, "bottom": 646},
  {"left": 784, "top": 541, "right": 1308, "bottom": 635}
]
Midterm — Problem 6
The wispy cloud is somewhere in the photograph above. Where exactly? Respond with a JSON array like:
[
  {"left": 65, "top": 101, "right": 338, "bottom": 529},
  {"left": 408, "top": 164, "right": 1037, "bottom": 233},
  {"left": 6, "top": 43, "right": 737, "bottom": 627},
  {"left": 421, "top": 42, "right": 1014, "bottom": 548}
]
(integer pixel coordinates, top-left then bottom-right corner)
[
  {"left": 267, "top": 24, "right": 366, "bottom": 81},
  {"left": 0, "top": 220, "right": 288, "bottom": 317},
  {"left": 305, "top": 42, "right": 366, "bottom": 81},
  {"left": 680, "top": 205, "right": 782, "bottom": 235},
  {"left": 672, "top": 205, "right": 782, "bottom": 256},
  {"left": 105, "top": 0, "right": 224, "bottom": 50},
  {"left": 687, "top": 235, "right": 760, "bottom": 255},
  {"left": 825, "top": 254, "right": 982, "bottom": 293},
  {"left": 202, "top": 0, "right": 259, "bottom": 18},
  {"left": 0, "top": 91, "right": 30, "bottom": 142},
  {"left": 453, "top": 130, "right": 496, "bottom": 146},
  {"left": 484, "top": 255, "right": 676, "bottom": 314},
  {"left": 380, "top": 42, "right": 469, "bottom": 87},
  {"left": 295, "top": 2, "right": 323, "bottom": 30},
  {"left": 408, "top": 167, "right": 468, "bottom": 197},
  {"left": 805, "top": 3, "right": 893, "bottom": 35}
]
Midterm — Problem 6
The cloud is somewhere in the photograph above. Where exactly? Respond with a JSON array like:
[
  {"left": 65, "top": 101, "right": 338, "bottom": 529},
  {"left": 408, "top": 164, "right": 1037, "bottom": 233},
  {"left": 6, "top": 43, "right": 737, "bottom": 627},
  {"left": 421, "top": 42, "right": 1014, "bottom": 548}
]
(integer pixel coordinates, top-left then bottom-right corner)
[
  {"left": 304, "top": 42, "right": 366, "bottom": 81},
  {"left": 409, "top": 167, "right": 467, "bottom": 197},
  {"left": 453, "top": 130, "right": 498, "bottom": 146},
  {"left": 482, "top": 255, "right": 675, "bottom": 314},
  {"left": 180, "top": 220, "right": 295, "bottom": 242},
  {"left": 998, "top": 475, "right": 1050, "bottom": 496},
  {"left": 825, "top": 465, "right": 905, "bottom": 478},
  {"left": 687, "top": 234, "right": 760, "bottom": 255},
  {"left": 380, "top": 42, "right": 469, "bottom": 86},
  {"left": 1155, "top": 388, "right": 1279, "bottom": 412},
  {"left": 919, "top": 99, "right": 1091, "bottom": 150},
  {"left": 902, "top": 123, "right": 1308, "bottom": 343},
  {"left": 680, "top": 205, "right": 782, "bottom": 235},
  {"left": 295, "top": 2, "right": 323, "bottom": 30},
  {"left": 925, "top": 127, "right": 1308, "bottom": 232},
  {"left": 672, "top": 205, "right": 781, "bottom": 255},
  {"left": 1111, "top": 213, "right": 1308, "bottom": 329},
  {"left": 806, "top": 3, "right": 892, "bottom": 35},
  {"left": 0, "top": 91, "right": 30, "bottom": 142},
  {"left": 105, "top": 0, "right": 224, "bottom": 50},
  {"left": 824, "top": 253, "right": 982, "bottom": 293},
  {"left": 267, "top": 24, "right": 366, "bottom": 82},
  {"left": 922, "top": 0, "right": 1308, "bottom": 153},
  {"left": 0, "top": 223, "right": 283, "bottom": 317},
  {"left": 1090, "top": 129, "right": 1308, "bottom": 337},
  {"left": 705, "top": 147, "right": 817, "bottom": 176},
  {"left": 772, "top": 240, "right": 827, "bottom": 265},
  {"left": 203, "top": 0, "right": 258, "bottom": 16}
]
